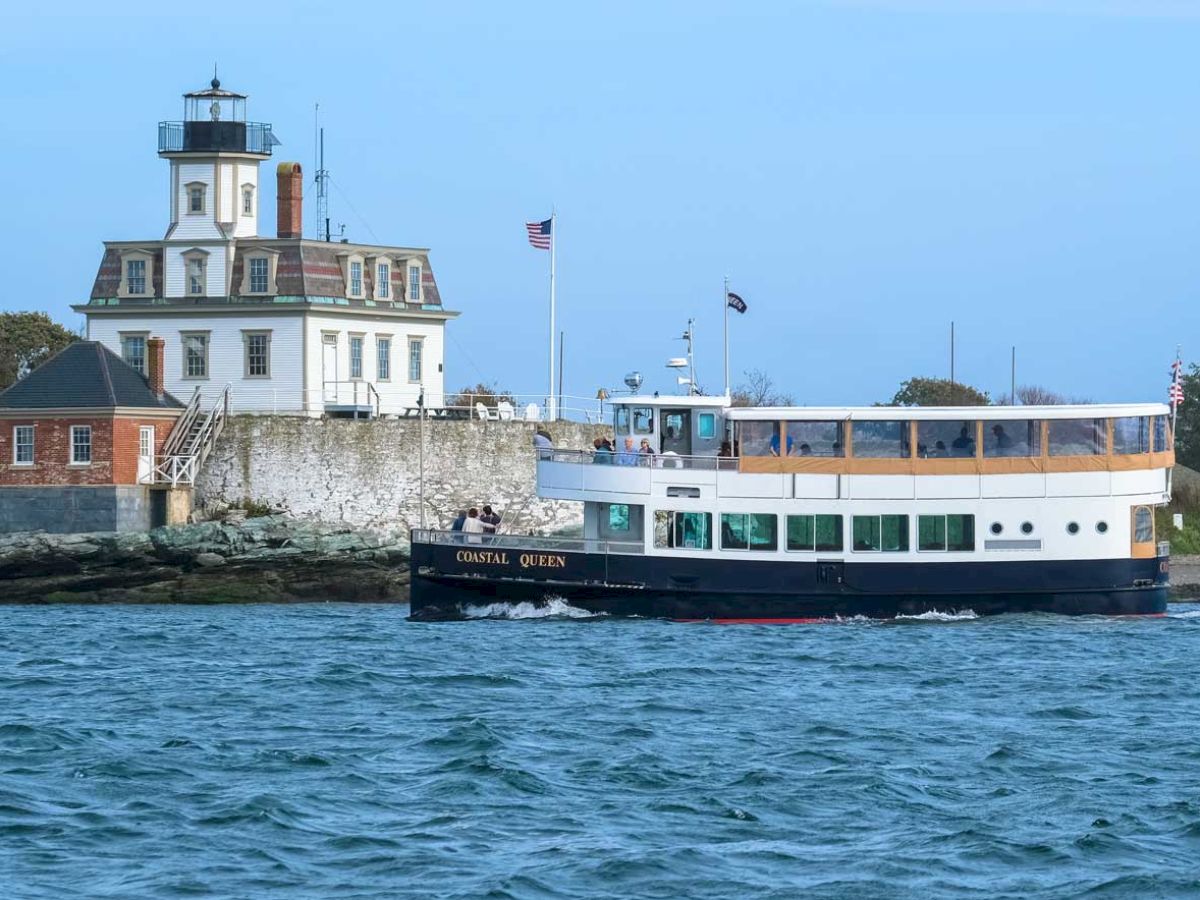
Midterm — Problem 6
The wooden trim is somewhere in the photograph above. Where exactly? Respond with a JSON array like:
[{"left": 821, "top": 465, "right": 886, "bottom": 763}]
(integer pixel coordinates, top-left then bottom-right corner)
[
  {"left": 1131, "top": 505, "right": 1156, "bottom": 559},
  {"left": 738, "top": 452, "right": 1169, "bottom": 476}
]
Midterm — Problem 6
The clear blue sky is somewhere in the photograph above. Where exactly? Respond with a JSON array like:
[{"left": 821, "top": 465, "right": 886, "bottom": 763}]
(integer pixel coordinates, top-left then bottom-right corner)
[{"left": 3, "top": 0, "right": 1197, "bottom": 406}]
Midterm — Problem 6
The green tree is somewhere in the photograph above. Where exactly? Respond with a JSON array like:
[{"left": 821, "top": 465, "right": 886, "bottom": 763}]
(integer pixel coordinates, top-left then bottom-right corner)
[
  {"left": 1173, "top": 363, "right": 1200, "bottom": 471},
  {"left": 730, "top": 369, "right": 794, "bottom": 407},
  {"left": 887, "top": 377, "right": 990, "bottom": 407},
  {"left": 0, "top": 312, "right": 79, "bottom": 389},
  {"left": 448, "top": 381, "right": 515, "bottom": 410}
]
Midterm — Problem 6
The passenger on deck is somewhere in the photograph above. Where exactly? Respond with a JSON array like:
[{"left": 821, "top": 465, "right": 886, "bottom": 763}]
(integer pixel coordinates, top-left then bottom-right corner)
[
  {"left": 769, "top": 427, "right": 794, "bottom": 457},
  {"left": 480, "top": 505, "right": 501, "bottom": 536},
  {"left": 992, "top": 424, "right": 1014, "bottom": 454},
  {"left": 934, "top": 440, "right": 948, "bottom": 457},
  {"left": 951, "top": 426, "right": 976, "bottom": 457},
  {"left": 639, "top": 438, "right": 654, "bottom": 459},
  {"left": 617, "top": 437, "right": 639, "bottom": 466},
  {"left": 463, "top": 508, "right": 485, "bottom": 544},
  {"left": 798, "top": 443, "right": 812, "bottom": 456},
  {"left": 532, "top": 429, "right": 553, "bottom": 454},
  {"left": 451, "top": 509, "right": 467, "bottom": 532},
  {"left": 592, "top": 437, "right": 613, "bottom": 464}
]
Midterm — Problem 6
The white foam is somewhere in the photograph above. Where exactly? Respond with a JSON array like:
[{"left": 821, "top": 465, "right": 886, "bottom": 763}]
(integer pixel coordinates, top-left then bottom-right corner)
[
  {"left": 461, "top": 596, "right": 604, "bottom": 620},
  {"left": 1168, "top": 609, "right": 1200, "bottom": 619},
  {"left": 894, "top": 609, "right": 979, "bottom": 622}
]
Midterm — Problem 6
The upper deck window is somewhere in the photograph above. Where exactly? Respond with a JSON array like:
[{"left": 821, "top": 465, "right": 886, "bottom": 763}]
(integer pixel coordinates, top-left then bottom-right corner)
[
  {"left": 653, "top": 511, "right": 712, "bottom": 550},
  {"left": 738, "top": 421, "right": 777, "bottom": 457},
  {"left": 1048, "top": 418, "right": 1105, "bottom": 456},
  {"left": 1112, "top": 416, "right": 1151, "bottom": 455},
  {"left": 917, "top": 421, "right": 977, "bottom": 459},
  {"left": 851, "top": 420, "right": 910, "bottom": 459},
  {"left": 785, "top": 421, "right": 844, "bottom": 457},
  {"left": 1154, "top": 416, "right": 1172, "bottom": 452},
  {"left": 983, "top": 419, "right": 1041, "bottom": 458}
]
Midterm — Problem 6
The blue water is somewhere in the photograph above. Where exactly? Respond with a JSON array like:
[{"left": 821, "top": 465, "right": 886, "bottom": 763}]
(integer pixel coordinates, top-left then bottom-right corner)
[{"left": 2, "top": 603, "right": 1200, "bottom": 899}]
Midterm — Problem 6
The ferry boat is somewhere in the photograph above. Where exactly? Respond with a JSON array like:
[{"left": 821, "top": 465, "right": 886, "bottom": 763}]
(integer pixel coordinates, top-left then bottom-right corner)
[{"left": 409, "top": 397, "right": 1172, "bottom": 620}]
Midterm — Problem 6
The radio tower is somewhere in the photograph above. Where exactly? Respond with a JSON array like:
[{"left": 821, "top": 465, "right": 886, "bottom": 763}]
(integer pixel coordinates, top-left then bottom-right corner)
[{"left": 313, "top": 104, "right": 330, "bottom": 241}]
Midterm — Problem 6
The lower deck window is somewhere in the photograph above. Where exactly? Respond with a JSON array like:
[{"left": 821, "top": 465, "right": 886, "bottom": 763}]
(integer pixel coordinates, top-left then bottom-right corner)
[
  {"left": 603, "top": 503, "right": 629, "bottom": 532},
  {"left": 853, "top": 515, "right": 908, "bottom": 552},
  {"left": 653, "top": 511, "right": 712, "bottom": 550},
  {"left": 918, "top": 514, "right": 975, "bottom": 552},
  {"left": 786, "top": 514, "right": 843, "bottom": 552},
  {"left": 720, "top": 513, "right": 777, "bottom": 551}
]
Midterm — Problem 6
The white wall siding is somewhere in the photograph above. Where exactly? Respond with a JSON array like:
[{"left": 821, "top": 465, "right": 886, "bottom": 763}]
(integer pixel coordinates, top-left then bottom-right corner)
[
  {"left": 170, "top": 162, "right": 224, "bottom": 241},
  {"left": 232, "top": 164, "right": 259, "bottom": 238},
  {"left": 218, "top": 162, "right": 234, "bottom": 223},
  {"left": 86, "top": 312, "right": 307, "bottom": 413}
]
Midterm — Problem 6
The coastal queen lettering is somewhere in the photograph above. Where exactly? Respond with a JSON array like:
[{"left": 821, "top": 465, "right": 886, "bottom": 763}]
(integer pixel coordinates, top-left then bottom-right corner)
[
  {"left": 456, "top": 549, "right": 509, "bottom": 565},
  {"left": 454, "top": 549, "right": 567, "bottom": 570}
]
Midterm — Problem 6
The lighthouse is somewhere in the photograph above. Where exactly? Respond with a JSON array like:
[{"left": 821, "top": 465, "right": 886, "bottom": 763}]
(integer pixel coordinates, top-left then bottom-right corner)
[{"left": 156, "top": 77, "right": 277, "bottom": 298}]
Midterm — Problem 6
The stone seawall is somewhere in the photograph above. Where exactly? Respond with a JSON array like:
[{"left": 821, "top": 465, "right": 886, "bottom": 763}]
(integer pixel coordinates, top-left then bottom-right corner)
[{"left": 196, "top": 417, "right": 607, "bottom": 534}]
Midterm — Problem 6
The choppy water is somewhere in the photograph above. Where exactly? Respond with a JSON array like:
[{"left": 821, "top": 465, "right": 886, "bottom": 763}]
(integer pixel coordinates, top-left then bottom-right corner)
[{"left": 2, "top": 603, "right": 1200, "bottom": 899}]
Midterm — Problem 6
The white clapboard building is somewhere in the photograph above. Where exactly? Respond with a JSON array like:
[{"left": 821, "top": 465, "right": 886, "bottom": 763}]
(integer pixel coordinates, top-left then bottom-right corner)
[{"left": 75, "top": 77, "right": 457, "bottom": 417}]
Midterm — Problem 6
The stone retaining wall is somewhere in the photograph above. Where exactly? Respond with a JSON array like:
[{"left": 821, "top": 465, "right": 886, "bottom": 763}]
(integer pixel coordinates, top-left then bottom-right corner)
[{"left": 195, "top": 416, "right": 607, "bottom": 534}]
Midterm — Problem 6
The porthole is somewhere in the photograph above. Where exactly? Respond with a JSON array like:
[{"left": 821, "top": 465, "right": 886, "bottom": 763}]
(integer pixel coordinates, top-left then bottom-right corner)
[
  {"left": 1067, "top": 522, "right": 1080, "bottom": 535},
  {"left": 1096, "top": 521, "right": 1108, "bottom": 534},
  {"left": 990, "top": 522, "right": 1003, "bottom": 535},
  {"left": 1021, "top": 522, "right": 1034, "bottom": 535}
]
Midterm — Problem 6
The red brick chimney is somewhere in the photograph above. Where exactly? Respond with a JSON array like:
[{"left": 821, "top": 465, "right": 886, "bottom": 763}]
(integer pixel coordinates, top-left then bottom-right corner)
[
  {"left": 147, "top": 337, "right": 165, "bottom": 396},
  {"left": 277, "top": 162, "right": 303, "bottom": 239}
]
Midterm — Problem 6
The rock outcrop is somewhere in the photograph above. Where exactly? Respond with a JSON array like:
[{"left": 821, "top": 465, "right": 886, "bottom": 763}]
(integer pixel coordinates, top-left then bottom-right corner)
[{"left": 0, "top": 517, "right": 409, "bottom": 604}]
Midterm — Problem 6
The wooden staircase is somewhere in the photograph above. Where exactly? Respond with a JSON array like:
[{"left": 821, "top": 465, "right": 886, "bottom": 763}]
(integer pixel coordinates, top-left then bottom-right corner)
[{"left": 154, "top": 385, "right": 231, "bottom": 486}]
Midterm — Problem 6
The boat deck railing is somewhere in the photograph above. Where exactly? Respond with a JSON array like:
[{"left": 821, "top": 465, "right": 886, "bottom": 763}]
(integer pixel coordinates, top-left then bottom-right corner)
[
  {"left": 538, "top": 448, "right": 735, "bottom": 470},
  {"left": 410, "top": 528, "right": 644, "bottom": 555}
]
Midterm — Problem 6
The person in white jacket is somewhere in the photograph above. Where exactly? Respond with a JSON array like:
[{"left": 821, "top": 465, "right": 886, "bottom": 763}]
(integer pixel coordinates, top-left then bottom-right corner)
[{"left": 463, "top": 508, "right": 486, "bottom": 544}]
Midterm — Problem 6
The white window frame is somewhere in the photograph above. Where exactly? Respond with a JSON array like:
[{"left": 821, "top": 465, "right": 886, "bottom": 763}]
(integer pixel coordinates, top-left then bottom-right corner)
[
  {"left": 69, "top": 425, "right": 92, "bottom": 466},
  {"left": 181, "top": 331, "right": 210, "bottom": 380},
  {"left": 248, "top": 257, "right": 270, "bottom": 294},
  {"left": 117, "top": 249, "right": 155, "bottom": 299},
  {"left": 407, "top": 264, "right": 422, "bottom": 302},
  {"left": 350, "top": 261, "right": 363, "bottom": 298},
  {"left": 407, "top": 336, "right": 424, "bottom": 383},
  {"left": 185, "top": 181, "right": 207, "bottom": 215},
  {"left": 349, "top": 334, "right": 364, "bottom": 380},
  {"left": 238, "top": 249, "right": 279, "bottom": 297},
  {"left": 377, "top": 262, "right": 390, "bottom": 299},
  {"left": 242, "top": 330, "right": 272, "bottom": 379},
  {"left": 241, "top": 183, "right": 255, "bottom": 217},
  {"left": 182, "top": 249, "right": 209, "bottom": 297},
  {"left": 119, "top": 331, "right": 149, "bottom": 376},
  {"left": 12, "top": 425, "right": 34, "bottom": 466},
  {"left": 376, "top": 335, "right": 391, "bottom": 382}
]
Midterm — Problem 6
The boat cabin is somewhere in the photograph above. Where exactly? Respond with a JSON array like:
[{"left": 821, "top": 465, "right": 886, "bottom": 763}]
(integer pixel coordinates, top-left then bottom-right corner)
[{"left": 610, "top": 396, "right": 728, "bottom": 456}]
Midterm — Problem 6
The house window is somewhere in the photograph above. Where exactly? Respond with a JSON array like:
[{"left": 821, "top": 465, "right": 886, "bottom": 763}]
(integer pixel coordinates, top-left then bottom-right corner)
[
  {"left": 242, "top": 185, "right": 254, "bottom": 216},
  {"left": 720, "top": 513, "right": 778, "bottom": 551},
  {"left": 187, "top": 257, "right": 206, "bottom": 295},
  {"left": 120, "top": 334, "right": 147, "bottom": 375},
  {"left": 377, "top": 337, "right": 391, "bottom": 381},
  {"left": 70, "top": 425, "right": 92, "bottom": 465},
  {"left": 13, "top": 426, "right": 34, "bottom": 465},
  {"left": 244, "top": 331, "right": 270, "bottom": 378},
  {"left": 187, "top": 183, "right": 206, "bottom": 214},
  {"left": 249, "top": 257, "right": 269, "bottom": 293},
  {"left": 408, "top": 337, "right": 423, "bottom": 382},
  {"left": 182, "top": 332, "right": 208, "bottom": 378},
  {"left": 377, "top": 263, "right": 390, "bottom": 299},
  {"left": 126, "top": 259, "right": 147, "bottom": 295},
  {"left": 852, "top": 515, "right": 909, "bottom": 552},
  {"left": 349, "top": 335, "right": 363, "bottom": 379},
  {"left": 350, "top": 261, "right": 363, "bottom": 297},
  {"left": 408, "top": 265, "right": 421, "bottom": 301}
]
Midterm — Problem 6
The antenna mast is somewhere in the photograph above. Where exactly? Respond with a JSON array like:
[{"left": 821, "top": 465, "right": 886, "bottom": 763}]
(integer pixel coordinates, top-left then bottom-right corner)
[{"left": 314, "top": 105, "right": 330, "bottom": 242}]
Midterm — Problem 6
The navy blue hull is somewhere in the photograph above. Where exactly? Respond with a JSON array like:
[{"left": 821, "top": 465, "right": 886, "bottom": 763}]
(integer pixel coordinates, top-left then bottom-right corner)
[{"left": 408, "top": 543, "right": 1169, "bottom": 621}]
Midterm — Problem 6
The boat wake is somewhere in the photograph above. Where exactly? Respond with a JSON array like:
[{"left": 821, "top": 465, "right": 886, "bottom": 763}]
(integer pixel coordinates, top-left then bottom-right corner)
[
  {"left": 460, "top": 597, "right": 605, "bottom": 620},
  {"left": 894, "top": 609, "right": 980, "bottom": 623}
]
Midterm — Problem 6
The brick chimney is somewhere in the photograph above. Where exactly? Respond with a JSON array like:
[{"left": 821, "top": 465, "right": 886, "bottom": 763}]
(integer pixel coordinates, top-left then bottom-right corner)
[
  {"left": 147, "top": 337, "right": 165, "bottom": 396},
  {"left": 277, "top": 162, "right": 303, "bottom": 239}
]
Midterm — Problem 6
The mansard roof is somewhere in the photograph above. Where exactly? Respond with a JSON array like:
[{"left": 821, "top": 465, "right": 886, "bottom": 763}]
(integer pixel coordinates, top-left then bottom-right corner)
[{"left": 0, "top": 342, "right": 183, "bottom": 410}]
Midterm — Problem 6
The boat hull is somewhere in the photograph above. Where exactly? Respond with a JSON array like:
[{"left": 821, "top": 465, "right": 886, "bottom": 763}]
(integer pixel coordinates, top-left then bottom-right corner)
[{"left": 408, "top": 542, "right": 1170, "bottom": 621}]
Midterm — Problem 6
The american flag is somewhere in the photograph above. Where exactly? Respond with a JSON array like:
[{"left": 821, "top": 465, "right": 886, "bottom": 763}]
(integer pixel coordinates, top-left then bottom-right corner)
[
  {"left": 526, "top": 218, "right": 552, "bottom": 250},
  {"left": 1170, "top": 357, "right": 1184, "bottom": 406}
]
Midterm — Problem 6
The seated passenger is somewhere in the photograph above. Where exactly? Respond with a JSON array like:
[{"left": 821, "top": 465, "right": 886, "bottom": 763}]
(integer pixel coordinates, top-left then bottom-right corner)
[
  {"left": 769, "top": 428, "right": 795, "bottom": 457},
  {"left": 798, "top": 443, "right": 812, "bottom": 456},
  {"left": 592, "top": 437, "right": 613, "bottom": 463},
  {"left": 831, "top": 441, "right": 843, "bottom": 457},
  {"left": 951, "top": 426, "right": 976, "bottom": 457},
  {"left": 932, "top": 440, "right": 947, "bottom": 458},
  {"left": 992, "top": 424, "right": 1014, "bottom": 454}
]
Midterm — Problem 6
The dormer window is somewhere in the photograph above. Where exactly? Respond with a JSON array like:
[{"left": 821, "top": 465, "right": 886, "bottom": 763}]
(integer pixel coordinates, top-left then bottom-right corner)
[
  {"left": 377, "top": 262, "right": 390, "bottom": 299},
  {"left": 249, "top": 258, "right": 269, "bottom": 293},
  {"left": 126, "top": 259, "right": 146, "bottom": 295},
  {"left": 241, "top": 184, "right": 255, "bottom": 216},
  {"left": 186, "top": 182, "right": 207, "bottom": 215},
  {"left": 408, "top": 263, "right": 421, "bottom": 302},
  {"left": 238, "top": 248, "right": 279, "bottom": 297},
  {"left": 336, "top": 252, "right": 366, "bottom": 300},
  {"left": 117, "top": 249, "right": 155, "bottom": 299},
  {"left": 350, "top": 261, "right": 363, "bottom": 297}
]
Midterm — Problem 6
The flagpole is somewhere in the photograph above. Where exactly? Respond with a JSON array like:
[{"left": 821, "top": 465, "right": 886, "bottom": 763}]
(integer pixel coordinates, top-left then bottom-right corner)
[
  {"left": 549, "top": 209, "right": 557, "bottom": 420},
  {"left": 1169, "top": 345, "right": 1181, "bottom": 498},
  {"left": 723, "top": 275, "right": 730, "bottom": 397}
]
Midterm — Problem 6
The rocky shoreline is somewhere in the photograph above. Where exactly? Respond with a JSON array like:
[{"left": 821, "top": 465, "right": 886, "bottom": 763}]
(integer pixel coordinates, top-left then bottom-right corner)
[
  {"left": 1170, "top": 555, "right": 1200, "bottom": 601},
  {"left": 0, "top": 516, "right": 409, "bottom": 604}
]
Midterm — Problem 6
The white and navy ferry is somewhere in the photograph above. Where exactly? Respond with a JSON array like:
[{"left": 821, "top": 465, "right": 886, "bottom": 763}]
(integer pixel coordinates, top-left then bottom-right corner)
[{"left": 409, "top": 397, "right": 1172, "bottom": 620}]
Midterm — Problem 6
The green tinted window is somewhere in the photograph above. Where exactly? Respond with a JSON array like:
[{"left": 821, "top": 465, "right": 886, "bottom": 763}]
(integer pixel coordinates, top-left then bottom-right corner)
[
  {"left": 787, "top": 515, "right": 815, "bottom": 551},
  {"left": 815, "top": 515, "right": 843, "bottom": 551},
  {"left": 722, "top": 513, "right": 777, "bottom": 551},
  {"left": 947, "top": 515, "right": 974, "bottom": 552},
  {"left": 918, "top": 515, "right": 946, "bottom": 551},
  {"left": 607, "top": 504, "right": 630, "bottom": 532},
  {"left": 853, "top": 516, "right": 881, "bottom": 551},
  {"left": 881, "top": 515, "right": 908, "bottom": 552}
]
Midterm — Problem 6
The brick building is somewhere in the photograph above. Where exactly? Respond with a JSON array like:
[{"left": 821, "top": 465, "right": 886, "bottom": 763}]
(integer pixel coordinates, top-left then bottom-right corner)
[{"left": 0, "top": 339, "right": 184, "bottom": 532}]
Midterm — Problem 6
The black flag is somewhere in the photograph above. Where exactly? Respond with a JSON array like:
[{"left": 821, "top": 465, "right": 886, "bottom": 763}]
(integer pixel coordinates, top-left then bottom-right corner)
[{"left": 726, "top": 292, "right": 747, "bottom": 314}]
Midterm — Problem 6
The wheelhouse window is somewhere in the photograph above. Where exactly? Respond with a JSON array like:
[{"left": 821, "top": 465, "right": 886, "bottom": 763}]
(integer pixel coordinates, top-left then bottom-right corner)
[
  {"left": 720, "top": 513, "right": 778, "bottom": 551},
  {"left": 917, "top": 421, "right": 977, "bottom": 459},
  {"left": 918, "top": 514, "right": 975, "bottom": 552},
  {"left": 248, "top": 257, "right": 270, "bottom": 293},
  {"left": 120, "top": 334, "right": 147, "bottom": 375},
  {"left": 602, "top": 503, "right": 630, "bottom": 534},
  {"left": 349, "top": 336, "right": 364, "bottom": 380},
  {"left": 852, "top": 515, "right": 909, "bottom": 552},
  {"left": 786, "top": 514, "right": 843, "bottom": 552},
  {"left": 70, "top": 426, "right": 92, "bottom": 465},
  {"left": 698, "top": 413, "right": 716, "bottom": 440},
  {"left": 784, "top": 421, "right": 844, "bottom": 457},
  {"left": 408, "top": 265, "right": 421, "bottom": 301},
  {"left": 1112, "top": 416, "right": 1150, "bottom": 455},
  {"left": 632, "top": 408, "right": 654, "bottom": 434},
  {"left": 1048, "top": 418, "right": 1105, "bottom": 456},
  {"left": 1153, "top": 416, "right": 1171, "bottom": 452},
  {"left": 13, "top": 426, "right": 34, "bottom": 465},
  {"left": 653, "top": 510, "right": 712, "bottom": 550},
  {"left": 243, "top": 331, "right": 270, "bottom": 378},
  {"left": 126, "top": 259, "right": 146, "bottom": 295},
  {"left": 983, "top": 419, "right": 1041, "bottom": 458},
  {"left": 377, "top": 337, "right": 391, "bottom": 381},
  {"left": 377, "top": 263, "right": 390, "bottom": 299},
  {"left": 182, "top": 332, "right": 208, "bottom": 378},
  {"left": 851, "top": 421, "right": 910, "bottom": 459},
  {"left": 408, "top": 337, "right": 424, "bottom": 382}
]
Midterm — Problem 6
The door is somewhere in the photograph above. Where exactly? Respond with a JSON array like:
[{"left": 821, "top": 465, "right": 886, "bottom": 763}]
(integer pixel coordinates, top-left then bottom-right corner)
[
  {"left": 660, "top": 409, "right": 692, "bottom": 456},
  {"left": 137, "top": 426, "right": 155, "bottom": 484},
  {"left": 322, "top": 334, "right": 339, "bottom": 403}
]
